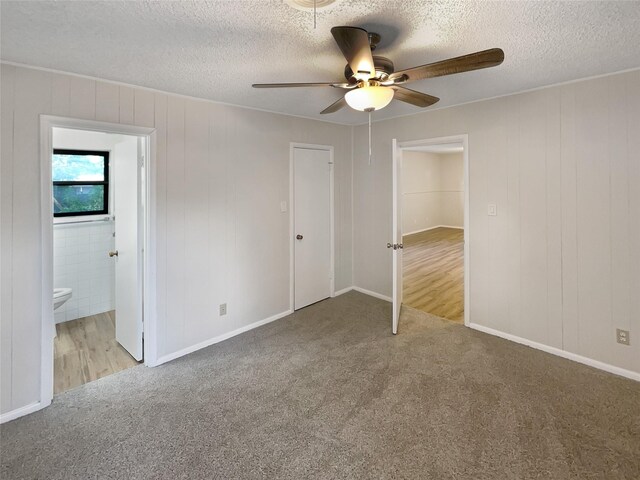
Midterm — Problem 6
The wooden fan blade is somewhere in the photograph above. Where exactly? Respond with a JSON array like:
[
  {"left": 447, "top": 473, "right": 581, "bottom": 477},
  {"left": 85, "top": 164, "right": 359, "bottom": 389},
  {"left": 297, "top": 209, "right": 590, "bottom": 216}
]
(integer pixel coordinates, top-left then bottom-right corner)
[
  {"left": 390, "top": 86, "right": 439, "bottom": 108},
  {"left": 390, "top": 48, "right": 505, "bottom": 83},
  {"left": 320, "top": 96, "right": 347, "bottom": 114},
  {"left": 252, "top": 82, "right": 352, "bottom": 88},
  {"left": 331, "top": 26, "right": 375, "bottom": 80}
]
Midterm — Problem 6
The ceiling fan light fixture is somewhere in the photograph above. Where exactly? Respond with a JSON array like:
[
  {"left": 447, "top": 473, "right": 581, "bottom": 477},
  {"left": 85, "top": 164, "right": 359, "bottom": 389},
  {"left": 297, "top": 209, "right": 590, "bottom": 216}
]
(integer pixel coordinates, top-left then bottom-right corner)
[{"left": 345, "top": 85, "right": 394, "bottom": 112}]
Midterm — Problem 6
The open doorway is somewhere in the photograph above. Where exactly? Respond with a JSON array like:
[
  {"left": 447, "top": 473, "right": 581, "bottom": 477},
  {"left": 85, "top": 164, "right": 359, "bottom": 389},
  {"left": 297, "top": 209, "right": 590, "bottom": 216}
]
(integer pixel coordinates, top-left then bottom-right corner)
[
  {"left": 38, "top": 117, "right": 155, "bottom": 398},
  {"left": 51, "top": 127, "right": 144, "bottom": 394},
  {"left": 401, "top": 143, "right": 465, "bottom": 322},
  {"left": 391, "top": 135, "right": 469, "bottom": 333}
]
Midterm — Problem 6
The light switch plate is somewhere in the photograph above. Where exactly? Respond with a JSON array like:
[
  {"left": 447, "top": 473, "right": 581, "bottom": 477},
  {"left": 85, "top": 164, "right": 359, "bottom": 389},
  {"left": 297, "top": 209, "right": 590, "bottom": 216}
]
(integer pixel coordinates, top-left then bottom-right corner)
[
  {"left": 280, "top": 201, "right": 287, "bottom": 213},
  {"left": 488, "top": 204, "right": 497, "bottom": 216}
]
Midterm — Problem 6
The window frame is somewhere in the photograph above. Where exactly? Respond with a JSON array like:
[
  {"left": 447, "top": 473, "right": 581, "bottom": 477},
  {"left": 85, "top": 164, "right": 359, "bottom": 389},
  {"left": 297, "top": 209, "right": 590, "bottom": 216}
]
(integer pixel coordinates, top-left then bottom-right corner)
[{"left": 52, "top": 148, "right": 110, "bottom": 217}]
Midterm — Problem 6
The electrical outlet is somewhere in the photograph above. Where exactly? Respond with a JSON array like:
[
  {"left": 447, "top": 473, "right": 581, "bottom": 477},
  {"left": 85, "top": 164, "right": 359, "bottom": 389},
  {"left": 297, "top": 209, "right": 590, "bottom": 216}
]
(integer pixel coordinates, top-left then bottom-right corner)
[
  {"left": 219, "top": 303, "right": 227, "bottom": 316},
  {"left": 616, "top": 329, "right": 630, "bottom": 346}
]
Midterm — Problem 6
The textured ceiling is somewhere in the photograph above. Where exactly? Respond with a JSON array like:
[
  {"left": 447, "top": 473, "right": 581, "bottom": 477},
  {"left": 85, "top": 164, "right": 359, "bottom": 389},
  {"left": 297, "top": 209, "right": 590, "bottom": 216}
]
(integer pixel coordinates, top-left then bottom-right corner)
[{"left": 2, "top": 1, "right": 639, "bottom": 125}]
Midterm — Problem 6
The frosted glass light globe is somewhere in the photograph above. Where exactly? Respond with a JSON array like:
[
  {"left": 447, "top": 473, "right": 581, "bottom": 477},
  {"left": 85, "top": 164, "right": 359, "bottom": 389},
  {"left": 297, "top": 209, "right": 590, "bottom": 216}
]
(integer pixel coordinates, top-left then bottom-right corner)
[{"left": 345, "top": 86, "right": 394, "bottom": 112}]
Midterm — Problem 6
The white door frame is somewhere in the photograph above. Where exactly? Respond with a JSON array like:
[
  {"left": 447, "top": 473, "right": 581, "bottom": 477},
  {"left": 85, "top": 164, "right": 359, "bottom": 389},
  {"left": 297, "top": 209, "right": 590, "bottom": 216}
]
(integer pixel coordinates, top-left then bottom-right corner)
[
  {"left": 39, "top": 115, "right": 157, "bottom": 408},
  {"left": 289, "top": 143, "right": 335, "bottom": 311},
  {"left": 395, "top": 134, "right": 470, "bottom": 327}
]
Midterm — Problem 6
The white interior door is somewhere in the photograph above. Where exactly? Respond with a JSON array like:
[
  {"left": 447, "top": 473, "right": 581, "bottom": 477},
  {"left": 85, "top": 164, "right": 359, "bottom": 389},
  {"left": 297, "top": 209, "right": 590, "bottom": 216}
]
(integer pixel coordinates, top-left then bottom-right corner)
[
  {"left": 392, "top": 139, "right": 403, "bottom": 334},
  {"left": 294, "top": 147, "right": 332, "bottom": 310},
  {"left": 112, "top": 136, "right": 143, "bottom": 361}
]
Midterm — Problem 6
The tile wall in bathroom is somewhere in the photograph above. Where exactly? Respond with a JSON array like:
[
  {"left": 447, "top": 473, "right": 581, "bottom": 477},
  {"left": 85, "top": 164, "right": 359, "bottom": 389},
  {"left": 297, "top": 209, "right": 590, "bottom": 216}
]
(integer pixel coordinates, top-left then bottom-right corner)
[{"left": 53, "top": 220, "right": 116, "bottom": 323}]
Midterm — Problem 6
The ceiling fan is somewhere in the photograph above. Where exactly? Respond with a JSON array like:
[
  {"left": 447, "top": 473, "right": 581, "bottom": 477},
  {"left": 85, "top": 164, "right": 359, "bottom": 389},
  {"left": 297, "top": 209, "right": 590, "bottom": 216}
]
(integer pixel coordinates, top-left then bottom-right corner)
[{"left": 252, "top": 26, "right": 505, "bottom": 114}]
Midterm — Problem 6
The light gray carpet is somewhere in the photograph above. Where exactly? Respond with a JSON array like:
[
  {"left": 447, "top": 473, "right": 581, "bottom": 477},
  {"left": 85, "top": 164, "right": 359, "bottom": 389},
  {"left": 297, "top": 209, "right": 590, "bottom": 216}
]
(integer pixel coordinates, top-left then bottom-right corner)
[{"left": 1, "top": 291, "right": 639, "bottom": 479}]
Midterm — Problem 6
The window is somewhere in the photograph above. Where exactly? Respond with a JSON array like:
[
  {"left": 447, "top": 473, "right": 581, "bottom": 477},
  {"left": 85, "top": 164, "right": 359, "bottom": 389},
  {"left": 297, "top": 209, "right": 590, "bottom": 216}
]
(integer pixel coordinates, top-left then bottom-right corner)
[{"left": 52, "top": 149, "right": 109, "bottom": 217}]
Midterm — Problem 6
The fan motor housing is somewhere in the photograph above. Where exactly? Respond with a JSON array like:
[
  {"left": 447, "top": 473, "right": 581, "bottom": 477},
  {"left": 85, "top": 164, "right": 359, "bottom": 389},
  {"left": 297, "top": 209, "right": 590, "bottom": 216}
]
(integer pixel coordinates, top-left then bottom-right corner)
[{"left": 344, "top": 56, "right": 395, "bottom": 83}]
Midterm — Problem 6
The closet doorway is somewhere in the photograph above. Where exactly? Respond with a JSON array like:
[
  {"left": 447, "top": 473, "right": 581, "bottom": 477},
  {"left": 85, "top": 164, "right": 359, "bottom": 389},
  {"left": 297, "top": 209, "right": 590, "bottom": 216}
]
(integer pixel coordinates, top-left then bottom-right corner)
[{"left": 290, "top": 144, "right": 335, "bottom": 310}]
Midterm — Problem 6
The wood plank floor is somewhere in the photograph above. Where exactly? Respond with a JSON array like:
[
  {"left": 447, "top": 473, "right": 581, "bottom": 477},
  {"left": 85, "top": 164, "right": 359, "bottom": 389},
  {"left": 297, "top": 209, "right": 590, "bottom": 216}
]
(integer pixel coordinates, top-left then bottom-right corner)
[
  {"left": 403, "top": 227, "right": 464, "bottom": 322},
  {"left": 54, "top": 311, "right": 140, "bottom": 395}
]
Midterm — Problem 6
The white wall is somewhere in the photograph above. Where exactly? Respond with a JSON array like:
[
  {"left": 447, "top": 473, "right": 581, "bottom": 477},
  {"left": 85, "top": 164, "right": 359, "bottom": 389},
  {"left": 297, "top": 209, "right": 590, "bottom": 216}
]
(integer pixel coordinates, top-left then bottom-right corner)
[
  {"left": 401, "top": 151, "right": 441, "bottom": 234},
  {"left": 439, "top": 152, "right": 464, "bottom": 227},
  {"left": 353, "top": 69, "right": 640, "bottom": 376},
  {"left": 53, "top": 221, "right": 115, "bottom": 323},
  {"left": 0, "top": 64, "right": 353, "bottom": 416},
  {"left": 401, "top": 151, "right": 463, "bottom": 234}
]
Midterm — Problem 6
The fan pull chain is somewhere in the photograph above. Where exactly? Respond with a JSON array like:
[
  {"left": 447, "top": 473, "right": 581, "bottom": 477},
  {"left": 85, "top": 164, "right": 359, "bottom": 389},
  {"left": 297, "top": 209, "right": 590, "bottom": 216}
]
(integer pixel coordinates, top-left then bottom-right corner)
[
  {"left": 368, "top": 111, "right": 372, "bottom": 165},
  {"left": 313, "top": 0, "right": 317, "bottom": 29}
]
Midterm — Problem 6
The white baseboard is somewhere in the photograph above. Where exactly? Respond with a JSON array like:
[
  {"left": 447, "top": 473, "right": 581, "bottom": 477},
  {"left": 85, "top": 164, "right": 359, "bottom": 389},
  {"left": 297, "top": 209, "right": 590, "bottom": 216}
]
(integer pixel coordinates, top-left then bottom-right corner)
[
  {"left": 154, "top": 309, "right": 293, "bottom": 366},
  {"left": 333, "top": 286, "right": 354, "bottom": 297},
  {"left": 0, "top": 401, "right": 44, "bottom": 424},
  {"left": 403, "top": 224, "right": 463, "bottom": 236},
  {"left": 352, "top": 286, "right": 392, "bottom": 302},
  {"left": 469, "top": 323, "right": 640, "bottom": 382}
]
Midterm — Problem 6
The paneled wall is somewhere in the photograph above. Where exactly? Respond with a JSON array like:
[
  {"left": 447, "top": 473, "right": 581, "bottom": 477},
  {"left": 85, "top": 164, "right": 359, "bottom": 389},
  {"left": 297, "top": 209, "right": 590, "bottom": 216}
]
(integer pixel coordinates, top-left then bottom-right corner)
[
  {"left": 402, "top": 151, "right": 463, "bottom": 234},
  {"left": 353, "top": 69, "right": 640, "bottom": 375},
  {"left": 439, "top": 153, "right": 464, "bottom": 227},
  {"left": 0, "top": 64, "right": 353, "bottom": 415},
  {"left": 402, "top": 151, "right": 442, "bottom": 234}
]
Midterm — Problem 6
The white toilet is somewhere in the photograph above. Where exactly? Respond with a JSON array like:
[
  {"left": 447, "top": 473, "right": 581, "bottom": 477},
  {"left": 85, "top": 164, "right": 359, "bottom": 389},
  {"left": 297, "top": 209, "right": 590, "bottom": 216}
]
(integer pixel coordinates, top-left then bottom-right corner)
[{"left": 53, "top": 287, "right": 72, "bottom": 310}]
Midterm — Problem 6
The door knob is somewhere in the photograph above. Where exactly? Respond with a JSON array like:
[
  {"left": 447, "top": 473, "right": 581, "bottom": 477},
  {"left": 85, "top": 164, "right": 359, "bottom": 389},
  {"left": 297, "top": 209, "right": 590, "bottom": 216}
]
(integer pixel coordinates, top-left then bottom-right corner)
[
  {"left": 108, "top": 250, "right": 119, "bottom": 257},
  {"left": 296, "top": 234, "right": 304, "bottom": 240}
]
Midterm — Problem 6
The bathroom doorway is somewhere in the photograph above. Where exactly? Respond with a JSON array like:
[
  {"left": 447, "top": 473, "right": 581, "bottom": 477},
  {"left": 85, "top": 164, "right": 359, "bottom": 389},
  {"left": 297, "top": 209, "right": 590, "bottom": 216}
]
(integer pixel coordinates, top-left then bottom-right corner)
[{"left": 40, "top": 117, "right": 156, "bottom": 402}]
